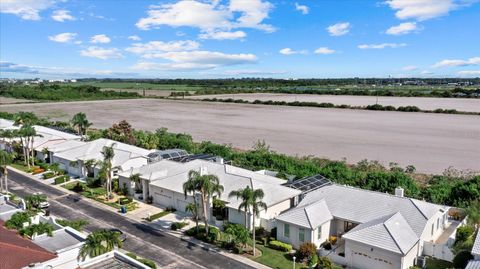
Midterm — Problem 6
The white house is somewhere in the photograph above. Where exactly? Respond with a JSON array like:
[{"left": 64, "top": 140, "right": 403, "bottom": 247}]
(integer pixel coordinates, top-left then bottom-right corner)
[
  {"left": 119, "top": 159, "right": 301, "bottom": 230},
  {"left": 31, "top": 125, "right": 82, "bottom": 162},
  {"left": 466, "top": 231, "right": 480, "bottom": 269},
  {"left": 276, "top": 183, "right": 454, "bottom": 269},
  {"left": 52, "top": 138, "right": 152, "bottom": 179}
]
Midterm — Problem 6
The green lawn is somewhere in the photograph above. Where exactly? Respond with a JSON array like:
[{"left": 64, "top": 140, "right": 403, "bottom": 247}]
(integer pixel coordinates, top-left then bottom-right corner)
[
  {"left": 426, "top": 258, "right": 454, "bottom": 269},
  {"left": 253, "top": 245, "right": 306, "bottom": 269},
  {"left": 10, "top": 163, "right": 31, "bottom": 173}
]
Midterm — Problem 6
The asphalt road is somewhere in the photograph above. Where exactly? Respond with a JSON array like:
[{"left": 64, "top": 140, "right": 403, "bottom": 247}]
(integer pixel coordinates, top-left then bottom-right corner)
[{"left": 7, "top": 169, "right": 255, "bottom": 269}]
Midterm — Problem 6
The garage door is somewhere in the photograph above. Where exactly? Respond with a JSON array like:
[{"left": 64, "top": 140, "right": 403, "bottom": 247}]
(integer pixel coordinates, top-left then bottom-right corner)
[
  {"left": 176, "top": 199, "right": 189, "bottom": 212},
  {"left": 351, "top": 251, "right": 394, "bottom": 269},
  {"left": 153, "top": 192, "right": 173, "bottom": 208}
]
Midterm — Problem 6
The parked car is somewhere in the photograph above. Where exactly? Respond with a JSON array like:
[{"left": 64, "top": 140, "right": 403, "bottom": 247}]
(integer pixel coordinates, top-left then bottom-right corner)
[{"left": 109, "top": 228, "right": 126, "bottom": 242}]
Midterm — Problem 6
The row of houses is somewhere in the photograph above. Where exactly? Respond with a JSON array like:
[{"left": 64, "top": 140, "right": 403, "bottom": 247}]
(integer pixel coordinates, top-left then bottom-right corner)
[
  {"left": 1, "top": 118, "right": 463, "bottom": 269},
  {"left": 0, "top": 195, "right": 149, "bottom": 269}
]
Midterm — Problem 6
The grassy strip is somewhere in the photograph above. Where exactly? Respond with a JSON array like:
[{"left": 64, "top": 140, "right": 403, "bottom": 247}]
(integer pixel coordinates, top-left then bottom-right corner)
[
  {"left": 146, "top": 210, "right": 172, "bottom": 222},
  {"left": 253, "top": 245, "right": 307, "bottom": 269},
  {"left": 194, "top": 98, "right": 480, "bottom": 116}
]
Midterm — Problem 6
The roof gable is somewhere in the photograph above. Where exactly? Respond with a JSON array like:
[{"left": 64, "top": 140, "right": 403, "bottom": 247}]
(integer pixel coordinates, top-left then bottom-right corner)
[{"left": 276, "top": 199, "right": 332, "bottom": 229}]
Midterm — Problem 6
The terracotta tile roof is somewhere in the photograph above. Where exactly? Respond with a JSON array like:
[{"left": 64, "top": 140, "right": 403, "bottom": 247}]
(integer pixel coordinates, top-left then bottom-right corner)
[{"left": 0, "top": 220, "right": 57, "bottom": 269}]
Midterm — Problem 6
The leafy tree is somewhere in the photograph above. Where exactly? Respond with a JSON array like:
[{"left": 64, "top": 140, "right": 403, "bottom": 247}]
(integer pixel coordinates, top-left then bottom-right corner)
[
  {"left": 316, "top": 256, "right": 334, "bottom": 269},
  {"left": 130, "top": 173, "right": 142, "bottom": 193},
  {"left": 71, "top": 112, "right": 92, "bottom": 140},
  {"left": 107, "top": 120, "right": 135, "bottom": 145},
  {"left": 298, "top": 242, "right": 318, "bottom": 262},
  {"left": 78, "top": 229, "right": 123, "bottom": 260}
]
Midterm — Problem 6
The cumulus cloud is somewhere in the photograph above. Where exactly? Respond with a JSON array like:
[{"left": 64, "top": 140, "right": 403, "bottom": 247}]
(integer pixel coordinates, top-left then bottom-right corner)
[
  {"left": 199, "top": 30, "right": 247, "bottom": 40},
  {"left": 358, "top": 43, "right": 407, "bottom": 49},
  {"left": 295, "top": 3, "right": 309, "bottom": 14},
  {"left": 432, "top": 57, "right": 480, "bottom": 68},
  {"left": 125, "top": 40, "right": 200, "bottom": 54},
  {"left": 457, "top": 70, "right": 480, "bottom": 76},
  {"left": 314, "top": 47, "right": 335, "bottom": 55},
  {"left": 80, "top": 47, "right": 123, "bottom": 59},
  {"left": 386, "top": 22, "right": 420, "bottom": 35},
  {"left": 135, "top": 0, "right": 274, "bottom": 39},
  {"left": 279, "top": 48, "right": 307, "bottom": 55},
  {"left": 90, "top": 34, "right": 111, "bottom": 44},
  {"left": 402, "top": 65, "right": 418, "bottom": 71},
  {"left": 51, "top": 10, "right": 75, "bottom": 22},
  {"left": 384, "top": 0, "right": 476, "bottom": 21},
  {"left": 327, "top": 22, "right": 350, "bottom": 36},
  {"left": 131, "top": 50, "right": 257, "bottom": 71},
  {"left": 48, "top": 32, "right": 77, "bottom": 43},
  {"left": 0, "top": 0, "right": 57, "bottom": 20},
  {"left": 128, "top": 35, "right": 141, "bottom": 41}
]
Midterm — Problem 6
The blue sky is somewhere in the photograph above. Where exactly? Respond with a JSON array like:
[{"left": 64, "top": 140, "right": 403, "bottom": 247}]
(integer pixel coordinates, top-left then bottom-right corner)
[{"left": 1, "top": 0, "right": 479, "bottom": 79}]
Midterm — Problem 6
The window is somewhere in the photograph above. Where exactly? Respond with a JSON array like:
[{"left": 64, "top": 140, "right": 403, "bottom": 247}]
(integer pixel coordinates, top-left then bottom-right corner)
[
  {"left": 284, "top": 223, "right": 290, "bottom": 238},
  {"left": 431, "top": 223, "right": 434, "bottom": 236},
  {"left": 317, "top": 226, "right": 322, "bottom": 239},
  {"left": 299, "top": 228, "right": 305, "bottom": 242},
  {"left": 437, "top": 218, "right": 440, "bottom": 230}
]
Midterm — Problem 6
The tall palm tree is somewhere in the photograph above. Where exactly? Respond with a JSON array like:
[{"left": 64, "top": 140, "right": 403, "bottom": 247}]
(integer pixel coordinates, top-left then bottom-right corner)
[
  {"left": 196, "top": 173, "right": 223, "bottom": 235},
  {"left": 71, "top": 112, "right": 92, "bottom": 141},
  {"left": 229, "top": 186, "right": 267, "bottom": 256},
  {"left": 183, "top": 170, "right": 201, "bottom": 233},
  {"left": 0, "top": 150, "right": 14, "bottom": 193},
  {"left": 78, "top": 230, "right": 122, "bottom": 261},
  {"left": 130, "top": 173, "right": 142, "bottom": 193},
  {"left": 100, "top": 144, "right": 115, "bottom": 200},
  {"left": 229, "top": 186, "right": 254, "bottom": 230}
]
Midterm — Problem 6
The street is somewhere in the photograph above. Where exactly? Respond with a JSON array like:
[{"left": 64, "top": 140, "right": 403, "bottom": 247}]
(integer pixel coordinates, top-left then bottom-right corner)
[{"left": 7, "top": 169, "right": 255, "bottom": 269}]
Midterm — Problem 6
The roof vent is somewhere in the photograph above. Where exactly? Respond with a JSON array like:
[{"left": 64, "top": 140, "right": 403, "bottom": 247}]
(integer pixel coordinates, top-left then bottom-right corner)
[{"left": 395, "top": 187, "right": 404, "bottom": 197}]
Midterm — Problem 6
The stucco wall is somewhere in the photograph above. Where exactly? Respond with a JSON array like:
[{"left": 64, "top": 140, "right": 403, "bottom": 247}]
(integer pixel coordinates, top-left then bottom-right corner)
[
  {"left": 345, "top": 239, "right": 402, "bottom": 269},
  {"left": 276, "top": 221, "right": 313, "bottom": 249}
]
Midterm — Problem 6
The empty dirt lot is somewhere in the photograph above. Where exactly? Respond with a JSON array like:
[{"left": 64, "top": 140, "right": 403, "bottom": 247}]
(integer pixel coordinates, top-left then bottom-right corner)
[
  {"left": 2, "top": 98, "right": 479, "bottom": 174},
  {"left": 188, "top": 93, "right": 480, "bottom": 112}
]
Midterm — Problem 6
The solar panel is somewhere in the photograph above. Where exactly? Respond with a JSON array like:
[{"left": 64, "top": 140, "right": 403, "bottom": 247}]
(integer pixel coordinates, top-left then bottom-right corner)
[{"left": 284, "top": 174, "right": 332, "bottom": 193}]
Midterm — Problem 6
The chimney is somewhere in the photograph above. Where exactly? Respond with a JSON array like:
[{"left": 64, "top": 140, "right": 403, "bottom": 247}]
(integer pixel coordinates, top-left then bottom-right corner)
[{"left": 395, "top": 187, "right": 404, "bottom": 197}]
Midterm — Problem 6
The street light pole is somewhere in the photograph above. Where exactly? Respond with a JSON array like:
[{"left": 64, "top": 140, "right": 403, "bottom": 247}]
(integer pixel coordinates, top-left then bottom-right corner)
[{"left": 293, "top": 256, "right": 296, "bottom": 269}]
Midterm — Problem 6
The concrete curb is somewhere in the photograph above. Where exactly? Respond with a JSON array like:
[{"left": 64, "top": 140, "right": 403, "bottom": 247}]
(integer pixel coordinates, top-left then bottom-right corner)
[{"left": 7, "top": 166, "right": 271, "bottom": 269}]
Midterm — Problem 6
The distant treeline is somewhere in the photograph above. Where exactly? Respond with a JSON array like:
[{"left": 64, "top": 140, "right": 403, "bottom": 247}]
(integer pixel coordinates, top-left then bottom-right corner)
[
  {"left": 0, "top": 84, "right": 140, "bottom": 101},
  {"left": 197, "top": 98, "right": 480, "bottom": 115}
]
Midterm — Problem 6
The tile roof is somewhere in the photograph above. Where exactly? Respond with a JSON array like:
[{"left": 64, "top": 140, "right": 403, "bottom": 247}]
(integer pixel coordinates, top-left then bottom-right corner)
[
  {"left": 472, "top": 229, "right": 480, "bottom": 256},
  {"left": 343, "top": 212, "right": 419, "bottom": 254},
  {"left": 0, "top": 220, "right": 57, "bottom": 269},
  {"left": 275, "top": 199, "right": 332, "bottom": 229},
  {"left": 466, "top": 261, "right": 480, "bottom": 269}
]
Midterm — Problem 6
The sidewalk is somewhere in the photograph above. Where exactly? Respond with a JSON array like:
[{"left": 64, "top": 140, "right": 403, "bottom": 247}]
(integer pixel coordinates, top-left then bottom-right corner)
[{"left": 8, "top": 166, "right": 271, "bottom": 269}]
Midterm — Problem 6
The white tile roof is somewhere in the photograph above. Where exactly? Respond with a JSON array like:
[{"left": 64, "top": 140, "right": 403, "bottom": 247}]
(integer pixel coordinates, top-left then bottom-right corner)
[
  {"left": 275, "top": 199, "right": 332, "bottom": 229},
  {"left": 296, "top": 184, "right": 446, "bottom": 236},
  {"left": 472, "top": 229, "right": 480, "bottom": 256},
  {"left": 122, "top": 159, "right": 301, "bottom": 209},
  {"left": 54, "top": 138, "right": 151, "bottom": 167},
  {"left": 46, "top": 140, "right": 86, "bottom": 153},
  {"left": 0, "top": 119, "right": 15, "bottom": 129},
  {"left": 343, "top": 212, "right": 419, "bottom": 254},
  {"left": 466, "top": 261, "right": 480, "bottom": 269}
]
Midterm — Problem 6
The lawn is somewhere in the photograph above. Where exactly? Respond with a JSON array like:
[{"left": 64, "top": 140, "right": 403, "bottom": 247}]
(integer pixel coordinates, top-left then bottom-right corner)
[
  {"left": 9, "top": 163, "right": 31, "bottom": 173},
  {"left": 253, "top": 245, "right": 306, "bottom": 269},
  {"left": 426, "top": 258, "right": 454, "bottom": 269}
]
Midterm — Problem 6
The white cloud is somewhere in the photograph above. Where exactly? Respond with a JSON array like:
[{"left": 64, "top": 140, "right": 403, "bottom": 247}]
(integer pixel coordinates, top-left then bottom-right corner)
[
  {"left": 223, "top": 69, "right": 286, "bottom": 75},
  {"left": 125, "top": 40, "right": 200, "bottom": 54},
  {"left": 135, "top": 0, "right": 275, "bottom": 34},
  {"left": 48, "top": 32, "right": 77, "bottom": 43},
  {"left": 279, "top": 48, "right": 307, "bottom": 55},
  {"left": 402, "top": 65, "right": 418, "bottom": 71},
  {"left": 199, "top": 31, "right": 246, "bottom": 40},
  {"left": 314, "top": 47, "right": 335, "bottom": 55},
  {"left": 295, "top": 3, "right": 309, "bottom": 14},
  {"left": 0, "top": 0, "right": 57, "bottom": 20},
  {"left": 384, "top": 0, "right": 476, "bottom": 21},
  {"left": 80, "top": 46, "right": 123, "bottom": 59},
  {"left": 457, "top": 70, "right": 480, "bottom": 76},
  {"left": 358, "top": 43, "right": 407, "bottom": 49},
  {"left": 386, "top": 22, "right": 419, "bottom": 35},
  {"left": 90, "top": 34, "right": 111, "bottom": 44},
  {"left": 131, "top": 50, "right": 257, "bottom": 71},
  {"left": 51, "top": 10, "right": 75, "bottom": 22},
  {"left": 327, "top": 22, "right": 350, "bottom": 36},
  {"left": 128, "top": 35, "right": 141, "bottom": 41},
  {"left": 420, "top": 70, "right": 434, "bottom": 75},
  {"left": 432, "top": 57, "right": 480, "bottom": 68}
]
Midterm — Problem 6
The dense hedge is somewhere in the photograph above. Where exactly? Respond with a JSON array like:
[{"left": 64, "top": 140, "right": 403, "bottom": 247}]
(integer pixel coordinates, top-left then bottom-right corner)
[{"left": 269, "top": 240, "right": 293, "bottom": 252}]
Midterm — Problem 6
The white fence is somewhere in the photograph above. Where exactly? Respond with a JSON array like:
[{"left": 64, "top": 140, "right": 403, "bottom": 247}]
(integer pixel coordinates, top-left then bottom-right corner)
[{"left": 423, "top": 242, "right": 454, "bottom": 262}]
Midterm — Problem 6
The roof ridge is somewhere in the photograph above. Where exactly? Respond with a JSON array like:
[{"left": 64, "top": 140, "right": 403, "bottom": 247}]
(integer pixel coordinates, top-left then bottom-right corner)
[
  {"left": 303, "top": 207, "right": 313, "bottom": 229},
  {"left": 408, "top": 199, "right": 428, "bottom": 220}
]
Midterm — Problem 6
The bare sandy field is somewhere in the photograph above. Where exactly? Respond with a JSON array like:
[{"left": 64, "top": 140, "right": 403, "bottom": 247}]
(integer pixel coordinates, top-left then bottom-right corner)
[
  {"left": 187, "top": 93, "right": 480, "bottom": 112},
  {"left": 2, "top": 99, "right": 479, "bottom": 174},
  {"left": 0, "top": 97, "right": 33, "bottom": 104}
]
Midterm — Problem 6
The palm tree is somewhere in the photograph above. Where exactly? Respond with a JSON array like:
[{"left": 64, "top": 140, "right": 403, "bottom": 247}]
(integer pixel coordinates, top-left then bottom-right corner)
[
  {"left": 78, "top": 230, "right": 122, "bottom": 261},
  {"left": 25, "top": 193, "right": 47, "bottom": 211},
  {"left": 229, "top": 186, "right": 267, "bottom": 256},
  {"left": 130, "top": 173, "right": 142, "bottom": 193},
  {"left": 0, "top": 150, "right": 14, "bottom": 193},
  {"left": 71, "top": 112, "right": 92, "bottom": 141},
  {"left": 83, "top": 159, "right": 97, "bottom": 178},
  {"left": 183, "top": 170, "right": 201, "bottom": 233},
  {"left": 196, "top": 173, "right": 223, "bottom": 235},
  {"left": 99, "top": 144, "right": 115, "bottom": 200},
  {"left": 229, "top": 186, "right": 254, "bottom": 230}
]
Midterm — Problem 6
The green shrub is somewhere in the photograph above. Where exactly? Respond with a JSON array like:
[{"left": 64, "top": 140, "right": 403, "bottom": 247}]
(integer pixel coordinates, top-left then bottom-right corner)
[
  {"left": 119, "top": 197, "right": 132, "bottom": 205},
  {"left": 56, "top": 219, "right": 88, "bottom": 231},
  {"left": 43, "top": 171, "right": 55, "bottom": 179},
  {"left": 453, "top": 250, "right": 473, "bottom": 269},
  {"left": 170, "top": 222, "right": 188, "bottom": 231},
  {"left": 72, "top": 182, "right": 85, "bottom": 192},
  {"left": 308, "top": 254, "right": 319, "bottom": 267},
  {"left": 455, "top": 226, "right": 474, "bottom": 244},
  {"left": 316, "top": 256, "right": 334, "bottom": 269},
  {"left": 5, "top": 212, "right": 31, "bottom": 230},
  {"left": 138, "top": 258, "right": 157, "bottom": 269},
  {"left": 126, "top": 252, "right": 137, "bottom": 259},
  {"left": 270, "top": 227, "right": 277, "bottom": 239},
  {"left": 54, "top": 175, "right": 70, "bottom": 185},
  {"left": 269, "top": 240, "right": 293, "bottom": 252}
]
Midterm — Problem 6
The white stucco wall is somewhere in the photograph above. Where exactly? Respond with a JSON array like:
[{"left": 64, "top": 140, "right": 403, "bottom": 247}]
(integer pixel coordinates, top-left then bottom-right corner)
[
  {"left": 311, "top": 221, "right": 331, "bottom": 247},
  {"left": 276, "top": 221, "right": 313, "bottom": 249}
]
